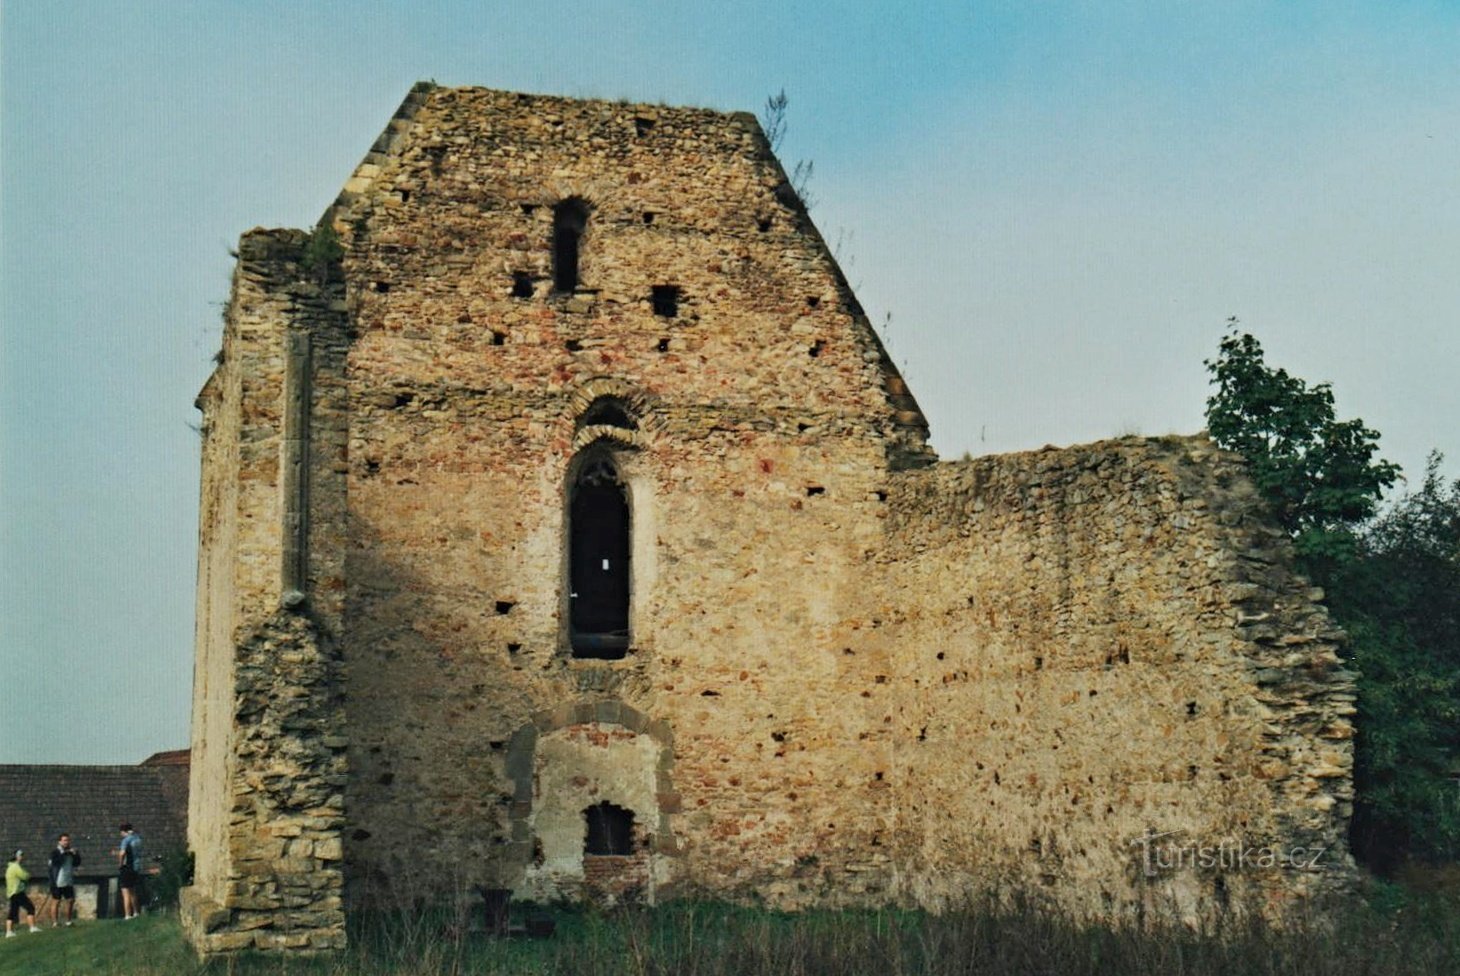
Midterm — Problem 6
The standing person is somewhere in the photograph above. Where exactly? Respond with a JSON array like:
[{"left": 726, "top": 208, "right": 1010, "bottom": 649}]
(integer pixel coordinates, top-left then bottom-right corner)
[
  {"left": 47, "top": 834, "right": 81, "bottom": 927},
  {"left": 5, "top": 851, "right": 39, "bottom": 937},
  {"left": 116, "top": 824, "right": 143, "bottom": 920}
]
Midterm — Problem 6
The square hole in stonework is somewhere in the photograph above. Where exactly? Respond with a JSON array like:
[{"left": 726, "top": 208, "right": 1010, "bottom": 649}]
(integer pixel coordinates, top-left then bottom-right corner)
[{"left": 651, "top": 285, "right": 680, "bottom": 318}]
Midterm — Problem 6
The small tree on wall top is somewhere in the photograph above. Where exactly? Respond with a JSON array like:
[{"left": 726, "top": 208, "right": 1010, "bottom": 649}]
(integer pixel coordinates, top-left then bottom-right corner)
[{"left": 1204, "top": 319, "right": 1400, "bottom": 563}]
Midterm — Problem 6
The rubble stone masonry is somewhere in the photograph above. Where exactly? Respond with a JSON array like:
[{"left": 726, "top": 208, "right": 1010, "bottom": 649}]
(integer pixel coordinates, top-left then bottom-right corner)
[
  {"left": 185, "top": 85, "right": 1355, "bottom": 955},
  {"left": 881, "top": 437, "right": 1355, "bottom": 922}
]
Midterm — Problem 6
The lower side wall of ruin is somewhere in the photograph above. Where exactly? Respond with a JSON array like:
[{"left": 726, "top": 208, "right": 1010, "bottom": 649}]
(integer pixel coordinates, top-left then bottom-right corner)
[
  {"left": 182, "top": 611, "right": 348, "bottom": 953},
  {"left": 880, "top": 436, "right": 1357, "bottom": 924},
  {"left": 185, "top": 429, "right": 1361, "bottom": 948},
  {"left": 185, "top": 228, "right": 354, "bottom": 955}
]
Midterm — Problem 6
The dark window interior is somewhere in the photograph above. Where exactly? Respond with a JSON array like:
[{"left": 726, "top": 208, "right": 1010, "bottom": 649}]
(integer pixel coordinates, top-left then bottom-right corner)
[
  {"left": 553, "top": 199, "right": 589, "bottom": 292},
  {"left": 651, "top": 285, "right": 680, "bottom": 317},
  {"left": 584, "top": 801, "right": 635, "bottom": 855},
  {"left": 570, "top": 455, "right": 630, "bottom": 658},
  {"left": 579, "top": 397, "right": 637, "bottom": 431}
]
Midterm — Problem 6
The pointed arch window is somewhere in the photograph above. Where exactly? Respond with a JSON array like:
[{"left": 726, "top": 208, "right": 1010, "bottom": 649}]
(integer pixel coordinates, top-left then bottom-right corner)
[{"left": 569, "top": 450, "right": 630, "bottom": 658}]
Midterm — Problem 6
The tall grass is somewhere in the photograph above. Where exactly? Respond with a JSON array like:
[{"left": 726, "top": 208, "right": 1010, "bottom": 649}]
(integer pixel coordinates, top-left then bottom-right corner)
[{"left": 2, "top": 890, "right": 1455, "bottom": 976}]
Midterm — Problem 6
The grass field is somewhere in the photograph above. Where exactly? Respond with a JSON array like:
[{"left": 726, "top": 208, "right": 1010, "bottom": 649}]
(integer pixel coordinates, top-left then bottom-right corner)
[{"left": 0, "top": 891, "right": 1455, "bottom": 976}]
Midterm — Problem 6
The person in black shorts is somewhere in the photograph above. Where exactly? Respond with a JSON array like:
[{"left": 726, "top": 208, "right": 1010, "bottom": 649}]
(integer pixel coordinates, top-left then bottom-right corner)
[
  {"left": 116, "top": 823, "right": 143, "bottom": 920},
  {"left": 47, "top": 833, "right": 81, "bottom": 927},
  {"left": 5, "top": 850, "right": 38, "bottom": 937}
]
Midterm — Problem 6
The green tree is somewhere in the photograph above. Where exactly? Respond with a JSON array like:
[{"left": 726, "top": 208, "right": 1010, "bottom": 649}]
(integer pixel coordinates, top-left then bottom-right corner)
[
  {"left": 1204, "top": 325, "right": 1459, "bottom": 870},
  {"left": 301, "top": 220, "right": 344, "bottom": 282},
  {"left": 1328, "top": 454, "right": 1460, "bottom": 868},
  {"left": 1204, "top": 322, "right": 1400, "bottom": 565}
]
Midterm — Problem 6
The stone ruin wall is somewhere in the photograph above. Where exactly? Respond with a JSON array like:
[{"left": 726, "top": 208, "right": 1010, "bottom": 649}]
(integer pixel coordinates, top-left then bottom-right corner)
[
  {"left": 183, "top": 232, "right": 351, "bottom": 952},
  {"left": 187, "top": 294, "right": 241, "bottom": 915},
  {"left": 880, "top": 437, "right": 1357, "bottom": 922},
  {"left": 330, "top": 87, "right": 927, "bottom": 909},
  {"left": 184, "top": 85, "right": 1358, "bottom": 954}
]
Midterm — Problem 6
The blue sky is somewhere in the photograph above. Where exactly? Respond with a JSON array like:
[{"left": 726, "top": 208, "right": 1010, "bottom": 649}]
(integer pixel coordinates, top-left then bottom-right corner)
[{"left": 3, "top": 1, "right": 1457, "bottom": 763}]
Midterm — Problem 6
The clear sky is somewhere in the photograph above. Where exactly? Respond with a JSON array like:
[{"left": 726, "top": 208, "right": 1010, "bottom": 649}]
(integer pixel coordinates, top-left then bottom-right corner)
[{"left": 2, "top": 1, "right": 1457, "bottom": 764}]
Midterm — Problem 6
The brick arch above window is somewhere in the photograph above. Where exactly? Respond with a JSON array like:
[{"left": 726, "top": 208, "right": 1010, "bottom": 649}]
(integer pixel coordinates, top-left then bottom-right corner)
[{"left": 567, "top": 379, "right": 662, "bottom": 451}]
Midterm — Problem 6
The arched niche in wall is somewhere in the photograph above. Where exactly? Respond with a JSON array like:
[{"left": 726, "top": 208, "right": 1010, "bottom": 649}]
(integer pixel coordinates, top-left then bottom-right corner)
[
  {"left": 576, "top": 395, "right": 638, "bottom": 433},
  {"left": 503, "top": 701, "right": 678, "bottom": 903}
]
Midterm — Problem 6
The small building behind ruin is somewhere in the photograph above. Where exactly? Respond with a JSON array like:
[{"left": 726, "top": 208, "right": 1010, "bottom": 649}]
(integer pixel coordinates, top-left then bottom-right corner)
[{"left": 0, "top": 751, "right": 189, "bottom": 919}]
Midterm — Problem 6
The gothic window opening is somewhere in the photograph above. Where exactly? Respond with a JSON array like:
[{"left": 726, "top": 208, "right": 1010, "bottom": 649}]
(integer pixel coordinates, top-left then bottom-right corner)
[
  {"left": 553, "top": 198, "right": 590, "bottom": 292},
  {"left": 570, "top": 452, "right": 630, "bottom": 658},
  {"left": 584, "top": 801, "right": 635, "bottom": 855}
]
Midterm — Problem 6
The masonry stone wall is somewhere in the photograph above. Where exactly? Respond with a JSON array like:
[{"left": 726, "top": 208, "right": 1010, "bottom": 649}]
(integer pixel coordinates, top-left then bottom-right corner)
[
  {"left": 329, "top": 86, "right": 924, "bottom": 912},
  {"left": 188, "top": 309, "right": 240, "bottom": 911},
  {"left": 881, "top": 438, "right": 1356, "bottom": 922},
  {"left": 187, "top": 85, "right": 1357, "bottom": 956},
  {"left": 184, "top": 232, "right": 350, "bottom": 952}
]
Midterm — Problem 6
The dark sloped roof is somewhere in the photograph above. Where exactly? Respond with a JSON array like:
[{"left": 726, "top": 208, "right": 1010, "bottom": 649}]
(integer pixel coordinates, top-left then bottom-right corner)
[{"left": 0, "top": 764, "right": 188, "bottom": 877}]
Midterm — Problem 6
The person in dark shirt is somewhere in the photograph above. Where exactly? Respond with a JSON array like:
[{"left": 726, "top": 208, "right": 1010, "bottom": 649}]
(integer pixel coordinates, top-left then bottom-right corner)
[
  {"left": 116, "top": 824, "right": 143, "bottom": 920},
  {"left": 47, "top": 834, "right": 81, "bottom": 927}
]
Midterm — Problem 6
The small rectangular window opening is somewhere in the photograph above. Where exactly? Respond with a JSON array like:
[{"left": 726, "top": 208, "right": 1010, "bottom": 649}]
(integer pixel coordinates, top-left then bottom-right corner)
[
  {"left": 584, "top": 802, "right": 635, "bottom": 855},
  {"left": 651, "top": 285, "right": 680, "bottom": 318},
  {"left": 553, "top": 199, "right": 589, "bottom": 292},
  {"left": 511, "top": 272, "right": 534, "bottom": 299}
]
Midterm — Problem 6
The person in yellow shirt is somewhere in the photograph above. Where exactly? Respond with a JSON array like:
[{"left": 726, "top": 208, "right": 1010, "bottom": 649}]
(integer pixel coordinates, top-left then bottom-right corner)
[{"left": 5, "top": 850, "right": 39, "bottom": 937}]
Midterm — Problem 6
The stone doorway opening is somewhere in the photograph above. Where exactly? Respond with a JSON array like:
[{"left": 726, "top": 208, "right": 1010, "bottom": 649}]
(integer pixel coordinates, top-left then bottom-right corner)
[{"left": 509, "top": 708, "right": 677, "bottom": 905}]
